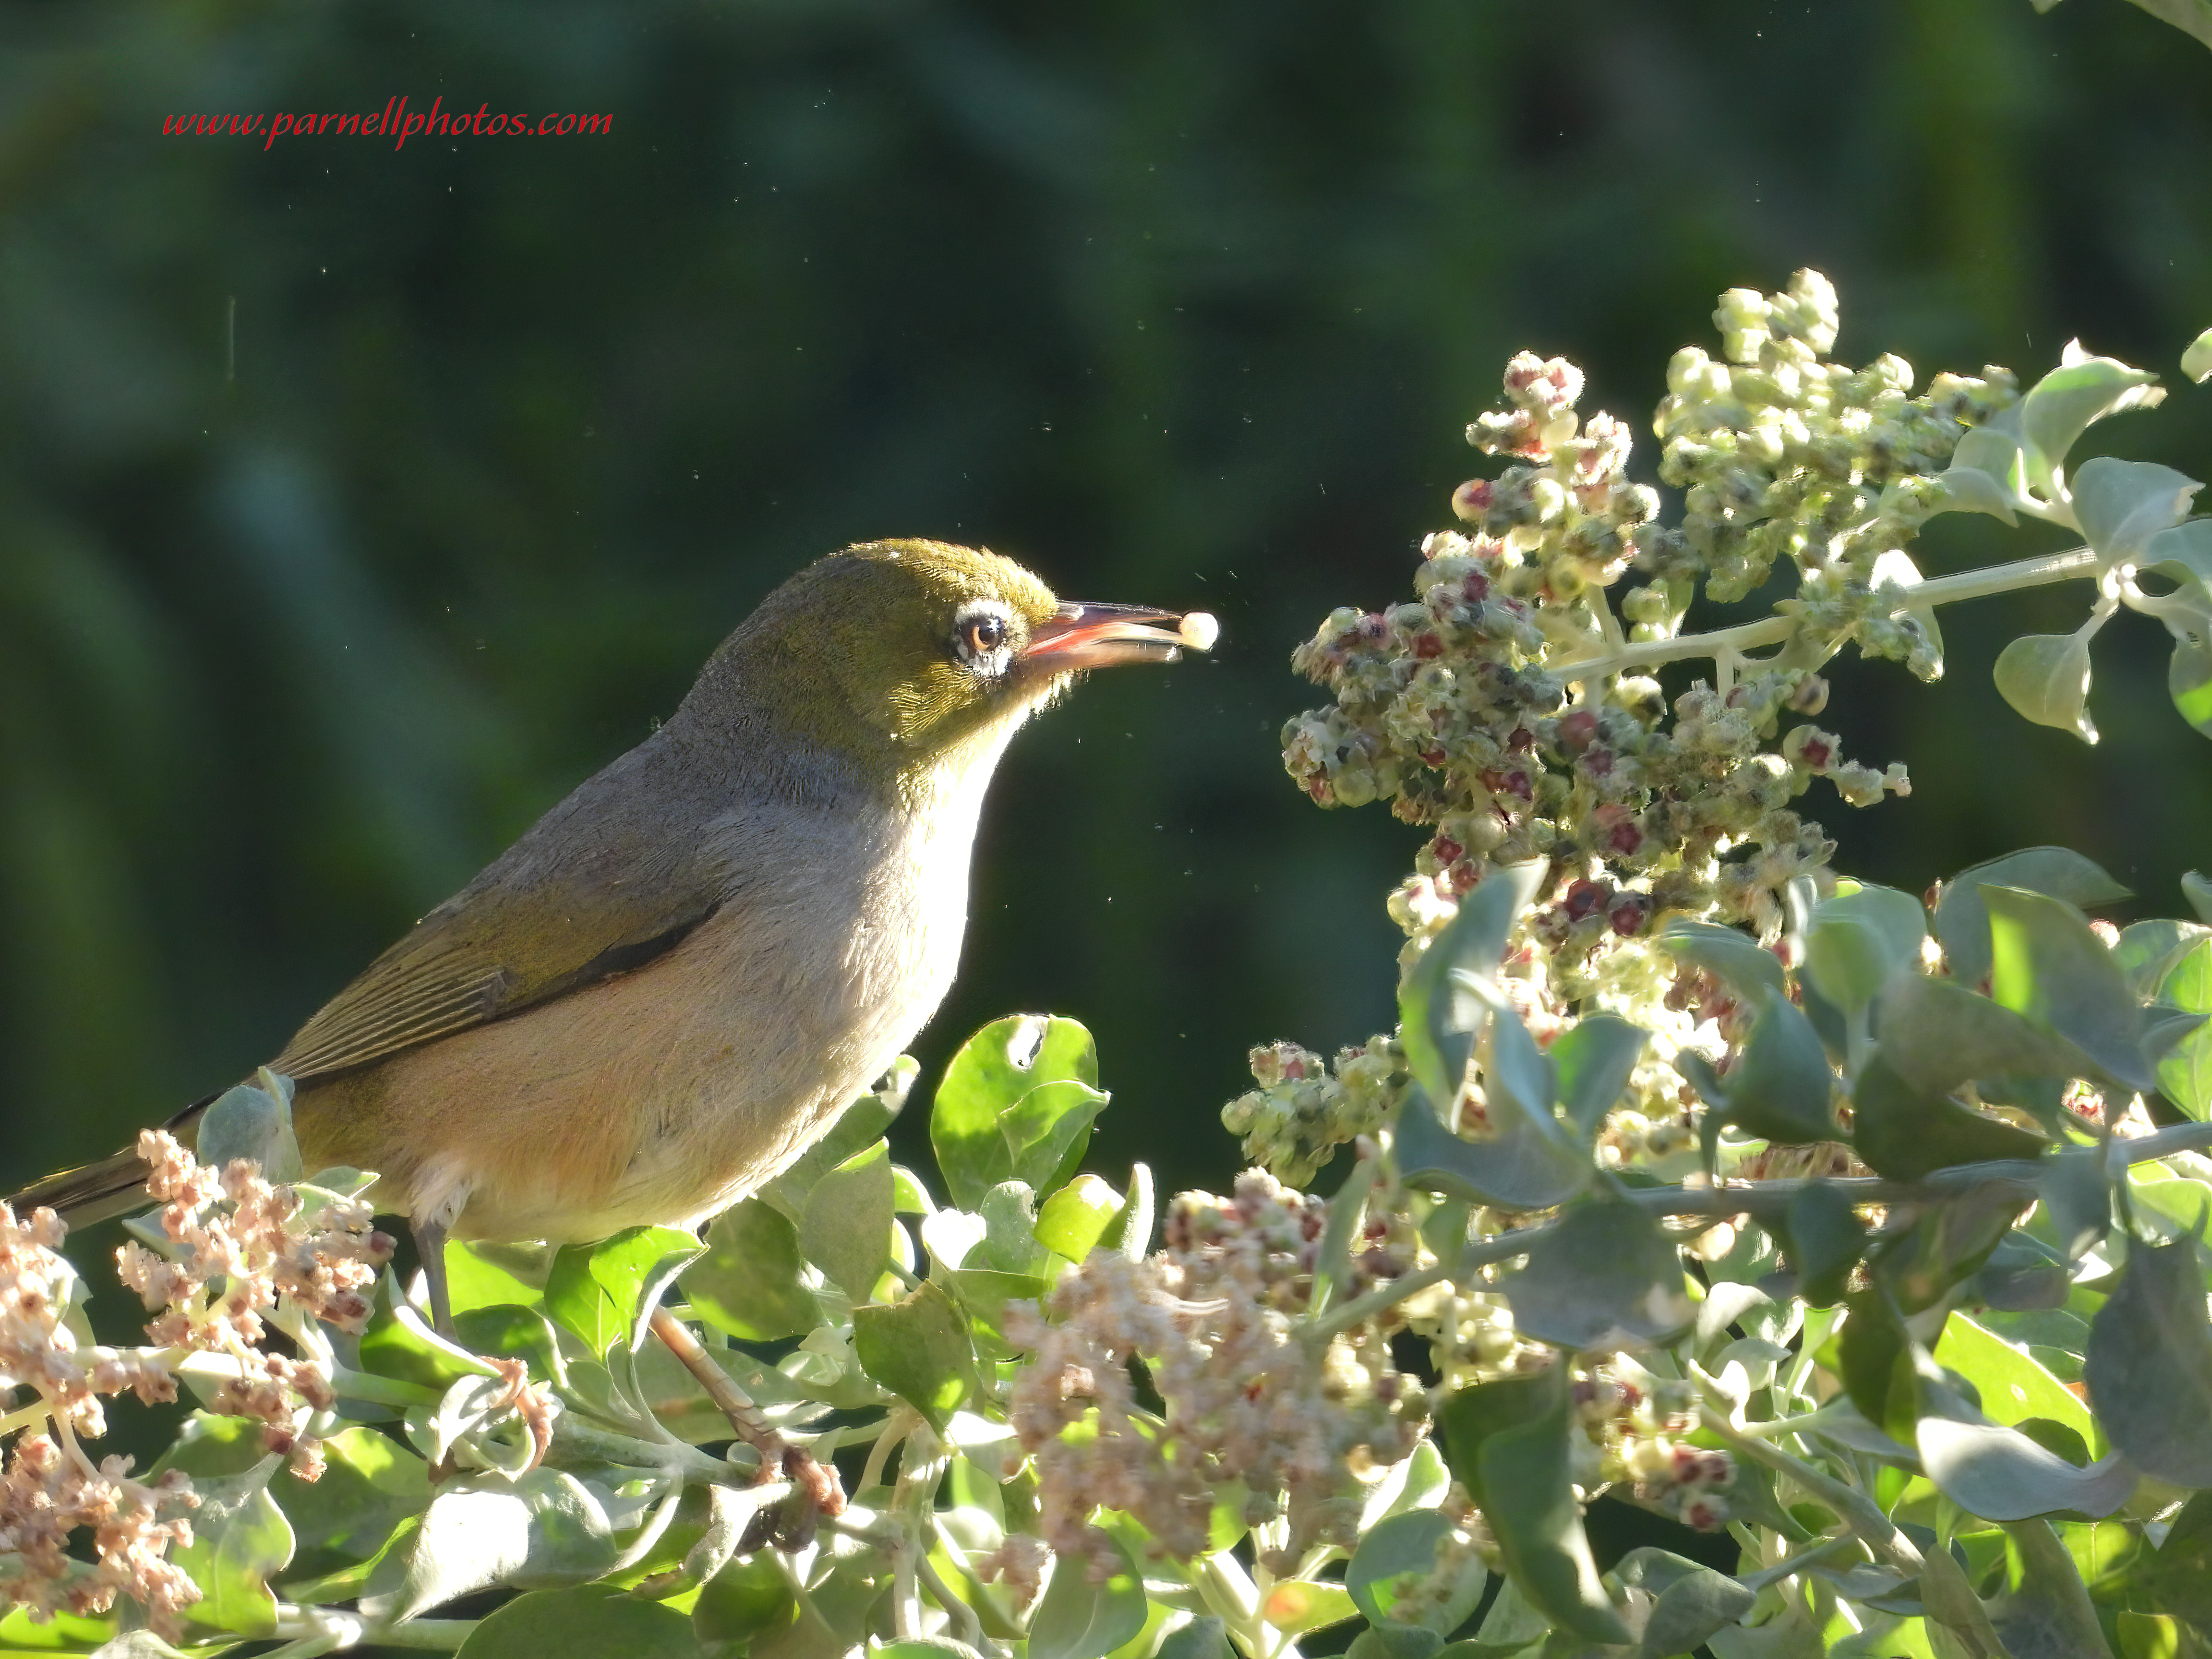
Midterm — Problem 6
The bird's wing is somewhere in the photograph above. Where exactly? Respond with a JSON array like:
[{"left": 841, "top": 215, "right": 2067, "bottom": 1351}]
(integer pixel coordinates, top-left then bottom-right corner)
[{"left": 273, "top": 742, "right": 728, "bottom": 1082}]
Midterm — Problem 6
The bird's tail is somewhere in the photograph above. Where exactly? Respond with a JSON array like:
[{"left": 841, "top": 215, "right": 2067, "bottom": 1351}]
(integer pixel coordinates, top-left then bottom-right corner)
[{"left": 6, "top": 1098, "right": 211, "bottom": 1231}]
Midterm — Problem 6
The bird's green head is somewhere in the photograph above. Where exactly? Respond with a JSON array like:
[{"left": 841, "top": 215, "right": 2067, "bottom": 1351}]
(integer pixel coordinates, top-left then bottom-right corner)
[{"left": 691, "top": 539, "right": 1214, "bottom": 801}]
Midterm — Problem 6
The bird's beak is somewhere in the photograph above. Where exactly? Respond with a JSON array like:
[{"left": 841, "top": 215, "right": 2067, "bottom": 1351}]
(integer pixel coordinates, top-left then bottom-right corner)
[{"left": 1021, "top": 602, "right": 1219, "bottom": 671}]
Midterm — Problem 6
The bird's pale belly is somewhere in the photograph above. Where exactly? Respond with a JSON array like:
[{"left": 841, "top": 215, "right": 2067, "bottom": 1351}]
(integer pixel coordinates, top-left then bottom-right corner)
[{"left": 293, "top": 862, "right": 964, "bottom": 1244}]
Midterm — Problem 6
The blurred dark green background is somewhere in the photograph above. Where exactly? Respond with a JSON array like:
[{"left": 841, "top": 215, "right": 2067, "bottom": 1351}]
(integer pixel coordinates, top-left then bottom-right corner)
[{"left": 2, "top": 0, "right": 2209, "bottom": 1207}]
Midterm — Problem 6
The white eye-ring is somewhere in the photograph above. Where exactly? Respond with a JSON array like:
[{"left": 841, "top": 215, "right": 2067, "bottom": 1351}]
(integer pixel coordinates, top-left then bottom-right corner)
[{"left": 952, "top": 599, "right": 1016, "bottom": 678}]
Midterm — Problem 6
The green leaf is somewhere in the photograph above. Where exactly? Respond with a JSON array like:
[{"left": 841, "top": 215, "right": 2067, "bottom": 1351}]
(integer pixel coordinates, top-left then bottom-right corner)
[
  {"left": 1916, "top": 1535, "right": 2011, "bottom": 1659},
  {"left": 1258, "top": 1581, "right": 1359, "bottom": 1638},
  {"left": 1779, "top": 1183, "right": 1865, "bottom": 1307},
  {"left": 2154, "top": 938, "right": 2212, "bottom": 1117},
  {"left": 2017, "top": 349, "right": 2164, "bottom": 495},
  {"left": 1154, "top": 1617, "right": 1232, "bottom": 1659},
  {"left": 1552, "top": 1014, "right": 1649, "bottom": 1143},
  {"left": 765, "top": 1083, "right": 903, "bottom": 1218},
  {"left": 2113, "top": 918, "right": 2209, "bottom": 998},
  {"left": 361, "top": 1469, "right": 617, "bottom": 1623},
  {"left": 275, "top": 1426, "right": 431, "bottom": 1571},
  {"left": 1915, "top": 1418, "right": 2136, "bottom": 1521},
  {"left": 1803, "top": 883, "right": 1927, "bottom": 1015},
  {"left": 1002, "top": 1079, "right": 1110, "bottom": 1198},
  {"left": 1657, "top": 919, "right": 1786, "bottom": 1004},
  {"left": 1828, "top": 1291, "right": 1918, "bottom": 1441},
  {"left": 357, "top": 1273, "right": 502, "bottom": 1392},
  {"left": 1936, "top": 849, "right": 2129, "bottom": 991},
  {"left": 1724, "top": 988, "right": 1839, "bottom": 1143},
  {"left": 1986, "top": 885, "right": 2155, "bottom": 1091},
  {"left": 1029, "top": 1532, "right": 1147, "bottom": 1659},
  {"left": 2070, "top": 457, "right": 2201, "bottom": 568},
  {"left": 172, "top": 1459, "right": 293, "bottom": 1636},
  {"left": 2116, "top": 1613, "right": 2180, "bottom": 1659},
  {"left": 1851, "top": 1056, "right": 2046, "bottom": 1182},
  {"left": 1504, "top": 1200, "right": 1693, "bottom": 1349},
  {"left": 691, "top": 1554, "right": 794, "bottom": 1649},
  {"left": 1925, "top": 1317, "right": 2095, "bottom": 1448},
  {"left": 1994, "top": 630, "right": 2097, "bottom": 743},
  {"left": 2168, "top": 604, "right": 2212, "bottom": 737},
  {"left": 1399, "top": 861, "right": 1549, "bottom": 1109},
  {"left": 455, "top": 1582, "right": 701, "bottom": 1659},
  {"left": 684, "top": 1199, "right": 822, "bottom": 1341},
  {"left": 800, "top": 1138, "right": 895, "bottom": 1300},
  {"left": 1873, "top": 1183, "right": 2021, "bottom": 1314},
  {"left": 930, "top": 1015, "right": 1103, "bottom": 1209},
  {"left": 1346, "top": 1509, "right": 1486, "bottom": 1635},
  {"left": 1098, "top": 1161, "right": 1154, "bottom": 1260},
  {"left": 445, "top": 1241, "right": 550, "bottom": 1317},
  {"left": 0, "top": 1606, "right": 122, "bottom": 1652},
  {"left": 2187, "top": 327, "right": 2212, "bottom": 384},
  {"left": 851, "top": 1280, "right": 980, "bottom": 1432},
  {"left": 1437, "top": 1370, "right": 1631, "bottom": 1645},
  {"left": 545, "top": 1226, "right": 705, "bottom": 1357},
  {"left": 2083, "top": 1239, "right": 2212, "bottom": 1486},
  {"left": 1034, "top": 1173, "right": 1124, "bottom": 1262}
]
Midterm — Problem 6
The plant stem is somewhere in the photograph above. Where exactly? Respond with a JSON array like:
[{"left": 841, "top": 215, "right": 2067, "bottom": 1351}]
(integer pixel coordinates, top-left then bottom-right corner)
[
  {"left": 1552, "top": 544, "right": 2100, "bottom": 684},
  {"left": 1696, "top": 1403, "right": 1923, "bottom": 1575},
  {"left": 1303, "top": 1121, "right": 2212, "bottom": 1338}
]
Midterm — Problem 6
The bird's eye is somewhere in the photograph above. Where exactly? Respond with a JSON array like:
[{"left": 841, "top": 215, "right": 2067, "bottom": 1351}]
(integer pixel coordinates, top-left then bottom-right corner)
[{"left": 962, "top": 614, "right": 1008, "bottom": 657}]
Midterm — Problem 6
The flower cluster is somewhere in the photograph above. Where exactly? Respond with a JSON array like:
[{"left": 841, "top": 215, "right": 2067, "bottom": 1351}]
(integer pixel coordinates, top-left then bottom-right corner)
[
  {"left": 1007, "top": 1171, "right": 1424, "bottom": 1571},
  {"left": 0, "top": 1429, "right": 200, "bottom": 1635},
  {"left": 1566, "top": 1363, "right": 1733, "bottom": 1531},
  {"left": 1644, "top": 270, "right": 2014, "bottom": 618},
  {"left": 1222, "top": 1037, "right": 1411, "bottom": 1187},
  {"left": 1244, "top": 274, "right": 2012, "bottom": 1190},
  {"left": 2, "top": 1135, "right": 396, "bottom": 1635},
  {"left": 118, "top": 1130, "right": 391, "bottom": 1352}
]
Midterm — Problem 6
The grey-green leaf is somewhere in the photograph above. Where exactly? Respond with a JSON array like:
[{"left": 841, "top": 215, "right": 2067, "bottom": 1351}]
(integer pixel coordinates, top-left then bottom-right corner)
[
  {"left": 1915, "top": 1417, "right": 2137, "bottom": 1521},
  {"left": 1993, "top": 630, "right": 2097, "bottom": 743},
  {"left": 2070, "top": 457, "right": 2201, "bottom": 568},
  {"left": 1400, "top": 861, "right": 1548, "bottom": 1109},
  {"left": 1724, "top": 988, "right": 1839, "bottom": 1144},
  {"left": 1347, "top": 1509, "right": 1487, "bottom": 1635},
  {"left": 1394, "top": 1082, "right": 1589, "bottom": 1214},
  {"left": 1504, "top": 1201, "right": 1693, "bottom": 1350},
  {"left": 1436, "top": 1370, "right": 1632, "bottom": 1646},
  {"left": 1985, "top": 885, "right": 2154, "bottom": 1091},
  {"left": 1658, "top": 919, "right": 1785, "bottom": 1003},
  {"left": 1936, "top": 848, "right": 2129, "bottom": 989},
  {"left": 2018, "top": 350, "right": 2164, "bottom": 494},
  {"left": 1552, "top": 1014, "right": 1649, "bottom": 1143},
  {"left": 1875, "top": 973, "right": 2087, "bottom": 1106},
  {"left": 2083, "top": 1240, "right": 2212, "bottom": 1487}
]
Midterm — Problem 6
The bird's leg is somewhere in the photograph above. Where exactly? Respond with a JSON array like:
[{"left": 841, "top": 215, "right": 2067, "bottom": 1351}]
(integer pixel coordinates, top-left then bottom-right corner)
[
  {"left": 648, "top": 1307, "right": 845, "bottom": 1521},
  {"left": 412, "top": 1217, "right": 455, "bottom": 1337}
]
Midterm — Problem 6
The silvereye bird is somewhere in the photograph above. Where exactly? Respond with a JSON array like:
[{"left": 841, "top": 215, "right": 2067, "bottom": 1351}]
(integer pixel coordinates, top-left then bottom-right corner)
[{"left": 14, "top": 539, "right": 1215, "bottom": 1328}]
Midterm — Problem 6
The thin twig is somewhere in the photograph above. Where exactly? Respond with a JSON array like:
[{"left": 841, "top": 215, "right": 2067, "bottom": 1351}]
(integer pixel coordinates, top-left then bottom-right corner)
[{"left": 649, "top": 1305, "right": 844, "bottom": 1515}]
